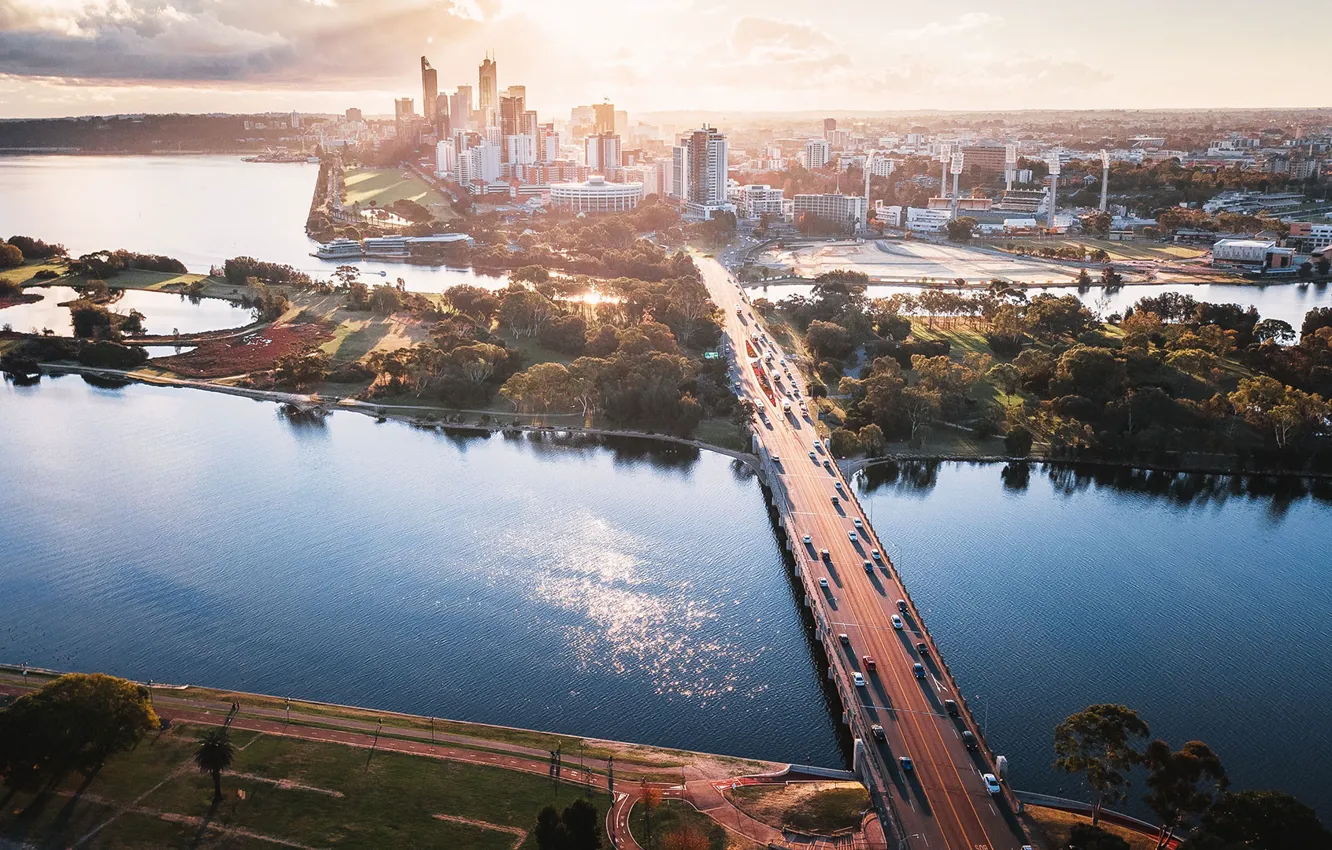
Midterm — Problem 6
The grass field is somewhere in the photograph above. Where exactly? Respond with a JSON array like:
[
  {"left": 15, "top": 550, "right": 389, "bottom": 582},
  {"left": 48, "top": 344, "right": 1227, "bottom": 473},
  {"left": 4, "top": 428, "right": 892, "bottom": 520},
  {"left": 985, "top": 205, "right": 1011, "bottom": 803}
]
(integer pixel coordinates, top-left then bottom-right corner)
[
  {"left": 998, "top": 238, "right": 1207, "bottom": 263},
  {"left": 728, "top": 781, "right": 868, "bottom": 834},
  {"left": 629, "top": 799, "right": 734, "bottom": 850},
  {"left": 0, "top": 721, "right": 610, "bottom": 850},
  {"left": 343, "top": 167, "right": 456, "bottom": 220},
  {"left": 1024, "top": 805, "right": 1160, "bottom": 850},
  {"left": 1, "top": 259, "right": 67, "bottom": 286}
]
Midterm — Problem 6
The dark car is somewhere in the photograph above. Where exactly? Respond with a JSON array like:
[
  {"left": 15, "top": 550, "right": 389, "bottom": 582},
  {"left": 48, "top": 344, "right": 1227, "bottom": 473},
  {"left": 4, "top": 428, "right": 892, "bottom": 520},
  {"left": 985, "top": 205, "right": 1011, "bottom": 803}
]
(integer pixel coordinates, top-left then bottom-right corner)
[
  {"left": 961, "top": 730, "right": 978, "bottom": 750},
  {"left": 913, "top": 663, "right": 926, "bottom": 679},
  {"left": 871, "top": 724, "right": 885, "bottom": 741},
  {"left": 945, "top": 699, "right": 959, "bottom": 718},
  {"left": 896, "top": 599, "right": 907, "bottom": 613},
  {"left": 916, "top": 641, "right": 929, "bottom": 655},
  {"left": 899, "top": 756, "right": 914, "bottom": 772}
]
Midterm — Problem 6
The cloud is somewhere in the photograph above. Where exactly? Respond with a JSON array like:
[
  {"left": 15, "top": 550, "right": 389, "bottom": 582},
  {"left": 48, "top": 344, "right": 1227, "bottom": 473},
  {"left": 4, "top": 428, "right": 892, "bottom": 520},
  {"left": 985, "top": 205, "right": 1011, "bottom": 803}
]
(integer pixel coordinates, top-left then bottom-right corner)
[
  {"left": 0, "top": 0, "right": 477, "bottom": 85},
  {"left": 731, "top": 16, "right": 837, "bottom": 55},
  {"left": 888, "top": 12, "right": 1004, "bottom": 45}
]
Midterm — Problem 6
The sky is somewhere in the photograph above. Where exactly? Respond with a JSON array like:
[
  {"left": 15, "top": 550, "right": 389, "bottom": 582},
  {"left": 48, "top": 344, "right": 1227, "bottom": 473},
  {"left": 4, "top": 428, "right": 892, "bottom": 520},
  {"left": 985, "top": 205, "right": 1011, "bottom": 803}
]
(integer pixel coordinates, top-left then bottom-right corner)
[{"left": 1, "top": 0, "right": 1329, "bottom": 120}]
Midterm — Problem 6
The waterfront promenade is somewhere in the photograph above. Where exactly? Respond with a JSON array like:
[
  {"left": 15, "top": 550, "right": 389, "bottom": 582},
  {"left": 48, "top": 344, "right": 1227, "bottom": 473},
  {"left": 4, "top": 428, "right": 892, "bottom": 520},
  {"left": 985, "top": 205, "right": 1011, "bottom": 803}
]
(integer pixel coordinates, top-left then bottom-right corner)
[{"left": 700, "top": 255, "right": 1029, "bottom": 850}]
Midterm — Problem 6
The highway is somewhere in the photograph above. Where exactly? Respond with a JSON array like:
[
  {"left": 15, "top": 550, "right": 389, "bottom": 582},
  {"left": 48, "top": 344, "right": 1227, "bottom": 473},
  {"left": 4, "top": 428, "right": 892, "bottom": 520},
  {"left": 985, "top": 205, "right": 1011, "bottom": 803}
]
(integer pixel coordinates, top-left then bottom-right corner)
[{"left": 699, "top": 253, "right": 1028, "bottom": 850}]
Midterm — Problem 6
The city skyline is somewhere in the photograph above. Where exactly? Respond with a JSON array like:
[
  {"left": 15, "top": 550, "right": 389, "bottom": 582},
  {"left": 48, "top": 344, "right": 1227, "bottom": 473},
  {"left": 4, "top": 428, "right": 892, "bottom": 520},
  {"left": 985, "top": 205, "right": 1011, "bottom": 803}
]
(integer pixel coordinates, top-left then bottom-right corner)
[{"left": 1, "top": 0, "right": 1330, "bottom": 119}]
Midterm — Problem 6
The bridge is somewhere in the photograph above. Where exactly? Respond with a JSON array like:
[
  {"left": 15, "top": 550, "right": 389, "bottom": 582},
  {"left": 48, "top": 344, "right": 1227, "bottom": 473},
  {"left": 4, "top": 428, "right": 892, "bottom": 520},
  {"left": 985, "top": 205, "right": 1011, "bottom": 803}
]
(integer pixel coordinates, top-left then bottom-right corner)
[{"left": 700, "top": 256, "right": 1030, "bottom": 850}]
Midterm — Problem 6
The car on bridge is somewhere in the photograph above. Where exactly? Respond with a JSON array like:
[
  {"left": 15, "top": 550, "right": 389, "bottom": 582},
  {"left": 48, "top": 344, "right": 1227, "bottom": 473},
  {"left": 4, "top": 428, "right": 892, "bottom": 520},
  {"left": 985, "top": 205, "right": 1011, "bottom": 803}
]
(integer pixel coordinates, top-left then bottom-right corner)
[
  {"left": 945, "top": 699, "right": 959, "bottom": 717},
  {"left": 896, "top": 599, "right": 907, "bottom": 613},
  {"left": 853, "top": 518, "right": 863, "bottom": 529},
  {"left": 871, "top": 549, "right": 881, "bottom": 561},
  {"left": 820, "top": 548, "right": 830, "bottom": 560},
  {"left": 853, "top": 673, "right": 866, "bottom": 687},
  {"left": 848, "top": 531, "right": 858, "bottom": 542},
  {"left": 962, "top": 730, "right": 978, "bottom": 750},
  {"left": 818, "top": 577, "right": 829, "bottom": 589},
  {"left": 871, "top": 724, "right": 885, "bottom": 741},
  {"left": 838, "top": 632, "right": 850, "bottom": 645},
  {"left": 862, "top": 656, "right": 876, "bottom": 672},
  {"left": 891, "top": 615, "right": 903, "bottom": 630},
  {"left": 983, "top": 773, "right": 1001, "bottom": 795},
  {"left": 863, "top": 560, "right": 874, "bottom": 572},
  {"left": 916, "top": 641, "right": 929, "bottom": 656},
  {"left": 913, "top": 663, "right": 926, "bottom": 679},
  {"left": 803, "top": 534, "right": 811, "bottom": 544},
  {"left": 899, "top": 756, "right": 914, "bottom": 773}
]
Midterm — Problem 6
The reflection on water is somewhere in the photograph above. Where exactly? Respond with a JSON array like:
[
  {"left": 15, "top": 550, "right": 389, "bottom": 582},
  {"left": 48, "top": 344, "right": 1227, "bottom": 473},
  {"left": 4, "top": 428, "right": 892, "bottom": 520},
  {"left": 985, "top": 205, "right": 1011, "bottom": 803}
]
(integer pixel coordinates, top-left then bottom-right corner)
[
  {"left": 0, "top": 377, "right": 844, "bottom": 767},
  {"left": 857, "top": 460, "right": 1332, "bottom": 818},
  {"left": 0, "top": 285, "right": 253, "bottom": 336}
]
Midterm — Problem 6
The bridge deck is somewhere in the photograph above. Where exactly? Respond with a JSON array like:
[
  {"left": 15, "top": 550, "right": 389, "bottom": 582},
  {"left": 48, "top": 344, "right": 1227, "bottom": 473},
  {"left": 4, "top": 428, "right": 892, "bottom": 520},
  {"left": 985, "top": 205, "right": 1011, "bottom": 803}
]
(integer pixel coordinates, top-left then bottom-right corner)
[{"left": 700, "top": 256, "right": 1029, "bottom": 850}]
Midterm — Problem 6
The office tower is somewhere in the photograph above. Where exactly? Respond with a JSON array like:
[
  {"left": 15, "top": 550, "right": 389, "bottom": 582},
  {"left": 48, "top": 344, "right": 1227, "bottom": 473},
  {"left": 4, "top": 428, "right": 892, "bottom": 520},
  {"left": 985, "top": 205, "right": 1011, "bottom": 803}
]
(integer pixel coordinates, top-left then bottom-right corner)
[
  {"left": 421, "top": 56, "right": 438, "bottom": 124},
  {"left": 499, "top": 91, "right": 524, "bottom": 138},
  {"left": 449, "top": 87, "right": 473, "bottom": 131},
  {"left": 521, "top": 110, "right": 539, "bottom": 138},
  {"left": 506, "top": 134, "right": 536, "bottom": 166},
  {"left": 345, "top": 108, "right": 363, "bottom": 123},
  {"left": 436, "top": 139, "right": 457, "bottom": 175},
  {"left": 585, "top": 132, "right": 621, "bottom": 175},
  {"left": 394, "top": 98, "right": 414, "bottom": 120},
  {"left": 570, "top": 105, "right": 595, "bottom": 129},
  {"left": 824, "top": 118, "right": 837, "bottom": 137},
  {"left": 537, "top": 124, "right": 560, "bottom": 164},
  {"left": 671, "top": 125, "right": 729, "bottom": 215},
  {"left": 478, "top": 54, "right": 498, "bottom": 127},
  {"left": 594, "top": 101, "right": 615, "bottom": 135}
]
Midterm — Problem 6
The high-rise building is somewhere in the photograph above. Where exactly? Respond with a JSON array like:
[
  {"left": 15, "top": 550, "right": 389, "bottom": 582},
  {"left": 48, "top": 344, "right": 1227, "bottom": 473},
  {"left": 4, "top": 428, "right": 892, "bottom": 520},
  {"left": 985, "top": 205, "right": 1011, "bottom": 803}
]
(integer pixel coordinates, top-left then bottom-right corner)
[
  {"left": 421, "top": 56, "right": 438, "bottom": 125},
  {"left": 449, "top": 87, "right": 473, "bottom": 132},
  {"left": 594, "top": 102, "right": 615, "bottom": 135},
  {"left": 505, "top": 135, "right": 537, "bottom": 166},
  {"left": 394, "top": 98, "right": 415, "bottom": 120},
  {"left": 671, "top": 126, "right": 731, "bottom": 218},
  {"left": 585, "top": 133, "right": 621, "bottom": 175},
  {"left": 570, "top": 105, "right": 595, "bottom": 129},
  {"left": 521, "top": 110, "right": 539, "bottom": 138},
  {"left": 499, "top": 93, "right": 524, "bottom": 138},
  {"left": 436, "top": 139, "right": 457, "bottom": 175},
  {"left": 345, "top": 108, "right": 363, "bottom": 124},
  {"left": 478, "top": 54, "right": 498, "bottom": 127},
  {"left": 804, "top": 138, "right": 831, "bottom": 169},
  {"left": 537, "top": 124, "right": 560, "bottom": 164},
  {"left": 823, "top": 118, "right": 837, "bottom": 137},
  {"left": 959, "top": 145, "right": 1008, "bottom": 175}
]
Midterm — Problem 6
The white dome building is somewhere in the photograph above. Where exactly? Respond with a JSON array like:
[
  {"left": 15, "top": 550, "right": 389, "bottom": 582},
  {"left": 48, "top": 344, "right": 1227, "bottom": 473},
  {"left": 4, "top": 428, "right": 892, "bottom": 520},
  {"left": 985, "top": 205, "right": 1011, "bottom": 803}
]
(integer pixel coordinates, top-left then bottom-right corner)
[{"left": 549, "top": 174, "right": 644, "bottom": 213}]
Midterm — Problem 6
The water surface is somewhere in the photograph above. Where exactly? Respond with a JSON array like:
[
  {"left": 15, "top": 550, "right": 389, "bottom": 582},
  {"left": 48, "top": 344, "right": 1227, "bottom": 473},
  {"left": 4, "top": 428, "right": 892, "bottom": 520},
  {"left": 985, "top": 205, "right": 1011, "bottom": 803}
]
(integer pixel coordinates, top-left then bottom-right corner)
[{"left": 0, "top": 285, "right": 253, "bottom": 336}]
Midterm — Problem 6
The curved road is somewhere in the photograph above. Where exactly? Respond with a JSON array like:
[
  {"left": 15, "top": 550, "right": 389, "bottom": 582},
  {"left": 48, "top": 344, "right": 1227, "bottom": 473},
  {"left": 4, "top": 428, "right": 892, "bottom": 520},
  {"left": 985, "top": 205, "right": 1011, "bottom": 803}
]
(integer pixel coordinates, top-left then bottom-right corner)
[{"left": 700, "top": 254, "right": 1027, "bottom": 850}]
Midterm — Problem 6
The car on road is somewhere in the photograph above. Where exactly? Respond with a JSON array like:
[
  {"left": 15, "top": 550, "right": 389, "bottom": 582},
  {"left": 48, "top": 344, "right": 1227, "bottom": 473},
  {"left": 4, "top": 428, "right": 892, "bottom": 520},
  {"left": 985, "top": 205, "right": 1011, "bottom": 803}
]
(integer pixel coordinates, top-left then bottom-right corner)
[
  {"left": 962, "top": 730, "right": 978, "bottom": 750},
  {"left": 853, "top": 518, "right": 863, "bottom": 529},
  {"left": 853, "top": 672, "right": 866, "bottom": 687},
  {"left": 899, "top": 756, "right": 914, "bottom": 773},
  {"left": 838, "top": 632, "right": 850, "bottom": 645},
  {"left": 871, "top": 724, "right": 885, "bottom": 741},
  {"left": 822, "top": 460, "right": 831, "bottom": 470},
  {"left": 983, "top": 773, "right": 1001, "bottom": 795},
  {"left": 916, "top": 641, "right": 929, "bottom": 655},
  {"left": 831, "top": 496, "right": 840, "bottom": 506},
  {"left": 835, "top": 481, "right": 845, "bottom": 492},
  {"left": 802, "top": 534, "right": 812, "bottom": 544},
  {"left": 871, "top": 550, "right": 881, "bottom": 561},
  {"left": 820, "top": 549, "right": 830, "bottom": 561},
  {"left": 771, "top": 455, "right": 780, "bottom": 464},
  {"left": 848, "top": 531, "right": 858, "bottom": 542},
  {"left": 891, "top": 615, "right": 904, "bottom": 630},
  {"left": 862, "top": 656, "right": 876, "bottom": 672},
  {"left": 809, "top": 451, "right": 817, "bottom": 460},
  {"left": 818, "top": 577, "right": 829, "bottom": 589},
  {"left": 863, "top": 560, "right": 874, "bottom": 572},
  {"left": 813, "top": 441, "right": 821, "bottom": 452},
  {"left": 896, "top": 599, "right": 907, "bottom": 613},
  {"left": 913, "top": 663, "right": 926, "bottom": 679},
  {"left": 945, "top": 700, "right": 959, "bottom": 717}
]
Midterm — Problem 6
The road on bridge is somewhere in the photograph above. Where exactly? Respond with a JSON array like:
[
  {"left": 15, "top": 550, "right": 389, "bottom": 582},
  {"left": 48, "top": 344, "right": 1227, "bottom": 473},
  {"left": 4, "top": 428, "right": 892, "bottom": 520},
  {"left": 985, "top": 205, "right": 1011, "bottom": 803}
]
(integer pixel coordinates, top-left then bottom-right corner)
[{"left": 700, "top": 254, "right": 1028, "bottom": 850}]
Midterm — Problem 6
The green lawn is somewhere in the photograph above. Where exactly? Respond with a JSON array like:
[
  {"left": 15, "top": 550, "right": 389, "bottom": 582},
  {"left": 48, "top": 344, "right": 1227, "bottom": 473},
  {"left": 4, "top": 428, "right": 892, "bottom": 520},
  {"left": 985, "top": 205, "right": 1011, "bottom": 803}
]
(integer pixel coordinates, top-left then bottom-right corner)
[
  {"left": 0, "top": 722, "right": 611, "bottom": 850},
  {"left": 343, "top": 167, "right": 456, "bottom": 220},
  {"left": 998, "top": 237, "right": 1206, "bottom": 263}
]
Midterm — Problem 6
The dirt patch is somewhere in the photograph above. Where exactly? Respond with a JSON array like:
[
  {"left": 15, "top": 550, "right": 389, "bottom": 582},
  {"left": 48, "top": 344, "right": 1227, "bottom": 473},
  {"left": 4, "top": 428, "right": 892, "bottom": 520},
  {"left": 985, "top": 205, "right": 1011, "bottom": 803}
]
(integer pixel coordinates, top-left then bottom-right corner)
[
  {"left": 1024, "top": 805, "right": 1162, "bottom": 850},
  {"left": 154, "top": 322, "right": 333, "bottom": 378},
  {"left": 727, "top": 782, "right": 869, "bottom": 835}
]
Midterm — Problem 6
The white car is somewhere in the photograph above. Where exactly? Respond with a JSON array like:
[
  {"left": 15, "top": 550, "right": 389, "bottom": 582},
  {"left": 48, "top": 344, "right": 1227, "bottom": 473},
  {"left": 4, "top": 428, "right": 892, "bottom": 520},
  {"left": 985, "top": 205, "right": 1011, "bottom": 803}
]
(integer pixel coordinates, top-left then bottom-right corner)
[
  {"left": 848, "top": 531, "right": 858, "bottom": 542},
  {"left": 818, "top": 577, "right": 829, "bottom": 589},
  {"left": 802, "top": 534, "right": 812, "bottom": 544},
  {"left": 891, "top": 615, "right": 904, "bottom": 630},
  {"left": 853, "top": 673, "right": 866, "bottom": 687},
  {"left": 983, "top": 773, "right": 1001, "bottom": 795},
  {"left": 853, "top": 519, "right": 864, "bottom": 529},
  {"left": 871, "top": 550, "right": 882, "bottom": 561}
]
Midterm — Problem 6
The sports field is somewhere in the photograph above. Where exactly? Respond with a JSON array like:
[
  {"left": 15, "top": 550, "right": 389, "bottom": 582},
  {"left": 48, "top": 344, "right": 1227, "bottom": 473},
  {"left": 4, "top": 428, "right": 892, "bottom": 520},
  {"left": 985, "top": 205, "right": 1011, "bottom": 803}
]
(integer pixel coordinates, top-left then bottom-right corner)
[
  {"left": 763, "top": 239, "right": 1082, "bottom": 285},
  {"left": 343, "top": 167, "right": 457, "bottom": 220}
]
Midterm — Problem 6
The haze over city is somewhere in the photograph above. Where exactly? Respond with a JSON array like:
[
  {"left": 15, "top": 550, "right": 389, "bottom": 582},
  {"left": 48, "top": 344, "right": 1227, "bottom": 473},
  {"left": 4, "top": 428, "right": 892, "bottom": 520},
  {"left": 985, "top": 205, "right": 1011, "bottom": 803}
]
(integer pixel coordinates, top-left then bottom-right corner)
[{"left": 2, "top": 0, "right": 1330, "bottom": 117}]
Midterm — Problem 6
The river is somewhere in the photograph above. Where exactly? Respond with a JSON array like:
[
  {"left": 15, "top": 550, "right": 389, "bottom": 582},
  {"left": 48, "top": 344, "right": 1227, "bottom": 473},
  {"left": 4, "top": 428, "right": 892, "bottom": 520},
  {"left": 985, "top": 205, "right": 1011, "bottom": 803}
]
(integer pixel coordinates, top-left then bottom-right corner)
[
  {"left": 0, "top": 285, "right": 255, "bottom": 336},
  {"left": 1, "top": 379, "right": 1328, "bottom": 816},
  {"left": 0, "top": 154, "right": 507, "bottom": 292}
]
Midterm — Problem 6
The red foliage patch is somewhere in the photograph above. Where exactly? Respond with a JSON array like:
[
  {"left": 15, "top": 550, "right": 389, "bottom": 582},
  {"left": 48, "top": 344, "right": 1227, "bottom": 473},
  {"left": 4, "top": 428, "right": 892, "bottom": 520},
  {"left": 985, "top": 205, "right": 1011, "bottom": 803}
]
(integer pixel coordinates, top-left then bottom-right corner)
[{"left": 156, "top": 322, "right": 332, "bottom": 378}]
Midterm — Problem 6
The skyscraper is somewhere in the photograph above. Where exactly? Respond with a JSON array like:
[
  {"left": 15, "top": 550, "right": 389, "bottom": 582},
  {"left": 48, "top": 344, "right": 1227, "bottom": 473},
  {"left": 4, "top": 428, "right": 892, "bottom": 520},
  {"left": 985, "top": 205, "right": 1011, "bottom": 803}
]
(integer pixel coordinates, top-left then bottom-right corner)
[
  {"left": 478, "top": 54, "right": 498, "bottom": 127},
  {"left": 450, "top": 87, "right": 473, "bottom": 131},
  {"left": 394, "top": 98, "right": 415, "bottom": 120},
  {"left": 823, "top": 118, "right": 837, "bottom": 137},
  {"left": 421, "top": 56, "right": 438, "bottom": 125},
  {"left": 585, "top": 133, "right": 621, "bottom": 175},
  {"left": 499, "top": 89, "right": 525, "bottom": 138},
  {"left": 671, "top": 126, "right": 730, "bottom": 218},
  {"left": 594, "top": 101, "right": 615, "bottom": 136}
]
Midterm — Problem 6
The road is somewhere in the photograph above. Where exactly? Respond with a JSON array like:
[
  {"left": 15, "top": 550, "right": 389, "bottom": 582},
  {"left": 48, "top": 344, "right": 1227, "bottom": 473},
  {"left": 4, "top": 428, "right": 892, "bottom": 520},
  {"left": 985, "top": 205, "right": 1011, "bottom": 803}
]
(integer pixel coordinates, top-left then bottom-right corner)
[{"left": 699, "top": 252, "right": 1028, "bottom": 850}]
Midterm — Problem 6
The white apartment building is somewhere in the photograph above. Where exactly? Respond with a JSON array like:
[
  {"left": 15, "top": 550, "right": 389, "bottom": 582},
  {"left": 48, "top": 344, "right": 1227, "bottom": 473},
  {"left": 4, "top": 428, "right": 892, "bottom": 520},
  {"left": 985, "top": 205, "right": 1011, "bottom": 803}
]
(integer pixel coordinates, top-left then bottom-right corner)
[
  {"left": 826, "top": 129, "right": 852, "bottom": 149},
  {"left": 906, "top": 206, "right": 953, "bottom": 233},
  {"left": 458, "top": 140, "right": 502, "bottom": 188},
  {"left": 873, "top": 201, "right": 903, "bottom": 228},
  {"left": 803, "top": 138, "right": 831, "bottom": 169},
  {"left": 505, "top": 134, "right": 536, "bottom": 166},
  {"left": 792, "top": 194, "right": 866, "bottom": 229},
  {"left": 550, "top": 175, "right": 643, "bottom": 213},
  {"left": 728, "top": 183, "right": 786, "bottom": 219},
  {"left": 435, "top": 139, "right": 457, "bottom": 175},
  {"left": 585, "top": 133, "right": 622, "bottom": 175}
]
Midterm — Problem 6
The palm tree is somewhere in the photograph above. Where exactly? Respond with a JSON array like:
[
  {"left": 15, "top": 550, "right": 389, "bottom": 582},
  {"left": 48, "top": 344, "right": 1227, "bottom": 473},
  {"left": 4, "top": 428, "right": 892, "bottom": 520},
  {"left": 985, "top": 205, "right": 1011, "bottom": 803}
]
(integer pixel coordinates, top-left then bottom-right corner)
[{"left": 193, "top": 728, "right": 235, "bottom": 802}]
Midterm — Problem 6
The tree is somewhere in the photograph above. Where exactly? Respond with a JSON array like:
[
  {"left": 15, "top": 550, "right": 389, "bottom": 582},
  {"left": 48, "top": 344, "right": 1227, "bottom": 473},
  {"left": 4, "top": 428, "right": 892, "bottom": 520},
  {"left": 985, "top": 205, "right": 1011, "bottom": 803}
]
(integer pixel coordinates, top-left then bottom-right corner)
[
  {"left": 1082, "top": 211, "right": 1112, "bottom": 238},
  {"left": 946, "top": 216, "right": 977, "bottom": 242},
  {"left": 561, "top": 798, "right": 601, "bottom": 850},
  {"left": 806, "top": 319, "right": 855, "bottom": 359},
  {"left": 901, "top": 385, "right": 940, "bottom": 445},
  {"left": 193, "top": 728, "right": 235, "bottom": 802},
  {"left": 444, "top": 284, "right": 501, "bottom": 322},
  {"left": 858, "top": 424, "right": 886, "bottom": 456},
  {"left": 0, "top": 242, "right": 23, "bottom": 268},
  {"left": 333, "top": 264, "right": 360, "bottom": 288},
  {"left": 1069, "top": 823, "right": 1131, "bottom": 850},
  {"left": 1228, "top": 376, "right": 1328, "bottom": 450},
  {"left": 1301, "top": 307, "right": 1332, "bottom": 339},
  {"left": 662, "top": 825, "right": 712, "bottom": 850},
  {"left": 0, "top": 673, "right": 159, "bottom": 793},
  {"left": 1004, "top": 425, "right": 1033, "bottom": 456},
  {"left": 829, "top": 427, "right": 862, "bottom": 458},
  {"left": 1252, "top": 319, "right": 1295, "bottom": 345},
  {"left": 1027, "top": 294, "right": 1095, "bottom": 340},
  {"left": 1318, "top": 256, "right": 1331, "bottom": 277},
  {"left": 1053, "top": 704, "right": 1151, "bottom": 827},
  {"left": 987, "top": 363, "right": 1022, "bottom": 412},
  {"left": 534, "top": 805, "right": 570, "bottom": 850},
  {"left": 1179, "top": 790, "right": 1332, "bottom": 850},
  {"left": 1143, "top": 739, "right": 1228, "bottom": 849}
]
